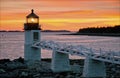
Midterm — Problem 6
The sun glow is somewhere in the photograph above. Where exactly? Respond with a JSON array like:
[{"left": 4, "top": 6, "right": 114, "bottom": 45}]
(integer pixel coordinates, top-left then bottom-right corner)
[{"left": 0, "top": 0, "right": 119, "bottom": 31}]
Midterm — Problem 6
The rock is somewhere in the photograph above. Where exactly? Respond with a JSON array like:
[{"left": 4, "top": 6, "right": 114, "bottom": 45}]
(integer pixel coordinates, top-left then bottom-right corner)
[
  {"left": 66, "top": 74, "right": 74, "bottom": 78},
  {"left": 55, "top": 74, "right": 60, "bottom": 78},
  {"left": 33, "top": 74, "right": 41, "bottom": 78},
  {"left": 3, "top": 59, "right": 118, "bottom": 78},
  {"left": 13, "top": 57, "right": 24, "bottom": 63},
  {"left": 28, "top": 61, "right": 52, "bottom": 74},
  {"left": 0, "top": 69, "right": 20, "bottom": 78},
  {"left": 0, "top": 72, "right": 18, "bottom": 78},
  {"left": 71, "top": 63, "right": 83, "bottom": 73},
  {"left": 111, "top": 68, "right": 115, "bottom": 71},
  {"left": 0, "top": 59, "right": 11, "bottom": 64},
  {"left": 0, "top": 73, "right": 10, "bottom": 78},
  {"left": 19, "top": 71, "right": 28, "bottom": 77},
  {"left": 75, "top": 73, "right": 81, "bottom": 77},
  {"left": 0, "top": 64, "right": 6, "bottom": 69},
  {"left": 5, "top": 61, "right": 27, "bottom": 70},
  {"left": 0, "top": 69, "right": 6, "bottom": 73}
]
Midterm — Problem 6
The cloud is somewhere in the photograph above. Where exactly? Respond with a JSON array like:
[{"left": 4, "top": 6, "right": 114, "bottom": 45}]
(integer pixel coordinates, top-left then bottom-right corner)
[{"left": 0, "top": 0, "right": 119, "bottom": 31}]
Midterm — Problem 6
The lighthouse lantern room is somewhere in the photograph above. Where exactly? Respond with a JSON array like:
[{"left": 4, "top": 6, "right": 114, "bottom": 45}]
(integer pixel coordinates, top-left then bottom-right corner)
[
  {"left": 24, "top": 9, "right": 41, "bottom": 64},
  {"left": 26, "top": 9, "right": 39, "bottom": 24}
]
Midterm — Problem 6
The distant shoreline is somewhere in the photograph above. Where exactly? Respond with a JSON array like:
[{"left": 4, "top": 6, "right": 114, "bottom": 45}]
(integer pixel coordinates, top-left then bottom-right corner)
[
  {"left": 0, "top": 30, "right": 70, "bottom": 32},
  {"left": 60, "top": 33, "right": 120, "bottom": 37},
  {"left": 1, "top": 31, "right": 120, "bottom": 37}
]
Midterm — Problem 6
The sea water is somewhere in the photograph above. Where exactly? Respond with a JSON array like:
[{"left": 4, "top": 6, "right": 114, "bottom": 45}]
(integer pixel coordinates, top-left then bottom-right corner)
[{"left": 0, "top": 32, "right": 120, "bottom": 60}]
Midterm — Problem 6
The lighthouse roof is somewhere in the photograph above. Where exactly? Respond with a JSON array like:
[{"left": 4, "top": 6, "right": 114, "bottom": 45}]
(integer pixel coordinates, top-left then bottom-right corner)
[{"left": 27, "top": 9, "right": 39, "bottom": 18}]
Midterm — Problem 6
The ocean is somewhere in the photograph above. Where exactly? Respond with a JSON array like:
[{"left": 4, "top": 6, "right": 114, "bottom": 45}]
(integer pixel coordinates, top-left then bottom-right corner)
[{"left": 0, "top": 32, "right": 120, "bottom": 60}]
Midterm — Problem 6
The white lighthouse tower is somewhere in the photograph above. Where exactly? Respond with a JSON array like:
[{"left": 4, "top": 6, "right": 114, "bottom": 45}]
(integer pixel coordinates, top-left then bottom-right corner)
[{"left": 24, "top": 9, "right": 41, "bottom": 64}]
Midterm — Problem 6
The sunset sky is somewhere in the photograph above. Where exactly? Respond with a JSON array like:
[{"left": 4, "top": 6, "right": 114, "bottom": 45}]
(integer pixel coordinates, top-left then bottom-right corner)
[{"left": 0, "top": 0, "right": 120, "bottom": 31}]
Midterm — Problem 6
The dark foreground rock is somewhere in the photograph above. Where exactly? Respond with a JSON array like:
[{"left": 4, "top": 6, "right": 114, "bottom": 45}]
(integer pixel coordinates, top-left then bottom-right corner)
[
  {"left": 106, "top": 63, "right": 120, "bottom": 78},
  {"left": 0, "top": 58, "right": 83, "bottom": 78},
  {"left": 0, "top": 57, "right": 120, "bottom": 78}
]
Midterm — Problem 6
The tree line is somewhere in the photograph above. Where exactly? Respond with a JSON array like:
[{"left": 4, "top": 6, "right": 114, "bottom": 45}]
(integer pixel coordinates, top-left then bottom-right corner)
[{"left": 78, "top": 25, "right": 120, "bottom": 33}]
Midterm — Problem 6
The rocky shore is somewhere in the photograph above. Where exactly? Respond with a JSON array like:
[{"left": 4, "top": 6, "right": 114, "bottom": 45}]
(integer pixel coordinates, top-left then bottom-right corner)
[{"left": 0, "top": 57, "right": 120, "bottom": 78}]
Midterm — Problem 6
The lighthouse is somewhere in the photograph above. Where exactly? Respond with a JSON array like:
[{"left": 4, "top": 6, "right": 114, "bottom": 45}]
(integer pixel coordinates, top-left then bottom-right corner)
[{"left": 24, "top": 9, "right": 41, "bottom": 64}]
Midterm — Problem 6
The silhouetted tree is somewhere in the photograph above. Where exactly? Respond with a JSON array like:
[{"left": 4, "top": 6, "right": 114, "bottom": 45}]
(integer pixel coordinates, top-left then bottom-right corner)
[{"left": 78, "top": 25, "right": 120, "bottom": 33}]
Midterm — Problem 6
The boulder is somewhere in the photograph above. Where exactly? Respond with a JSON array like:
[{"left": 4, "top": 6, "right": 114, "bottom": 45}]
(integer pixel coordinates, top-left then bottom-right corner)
[
  {"left": 5, "top": 62, "right": 27, "bottom": 70},
  {"left": 20, "top": 71, "right": 28, "bottom": 77},
  {"left": 0, "top": 69, "right": 6, "bottom": 73},
  {"left": 70, "top": 63, "right": 83, "bottom": 73},
  {"left": 13, "top": 57, "right": 24, "bottom": 63}
]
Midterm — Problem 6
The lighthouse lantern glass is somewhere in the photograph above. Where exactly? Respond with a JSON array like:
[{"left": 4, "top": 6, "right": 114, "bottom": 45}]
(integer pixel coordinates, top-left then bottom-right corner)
[{"left": 27, "top": 17, "right": 38, "bottom": 23}]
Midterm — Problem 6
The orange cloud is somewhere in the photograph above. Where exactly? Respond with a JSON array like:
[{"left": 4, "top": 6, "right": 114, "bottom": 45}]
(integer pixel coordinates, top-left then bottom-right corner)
[{"left": 0, "top": 0, "right": 120, "bottom": 31}]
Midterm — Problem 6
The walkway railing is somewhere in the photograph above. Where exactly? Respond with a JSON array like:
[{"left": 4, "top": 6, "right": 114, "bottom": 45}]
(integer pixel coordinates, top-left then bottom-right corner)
[{"left": 32, "top": 40, "right": 120, "bottom": 64}]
